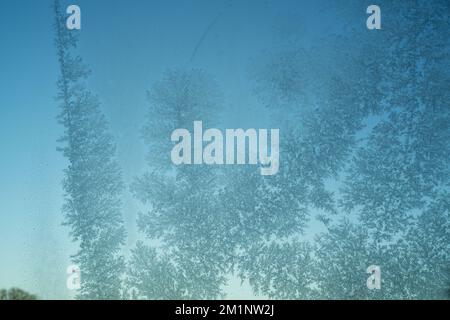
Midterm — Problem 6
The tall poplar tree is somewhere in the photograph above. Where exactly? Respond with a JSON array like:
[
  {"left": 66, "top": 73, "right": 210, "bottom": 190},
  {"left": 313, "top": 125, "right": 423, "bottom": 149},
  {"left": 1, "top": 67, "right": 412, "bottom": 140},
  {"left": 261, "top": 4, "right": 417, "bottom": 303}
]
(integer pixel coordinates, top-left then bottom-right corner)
[{"left": 53, "top": 0, "right": 126, "bottom": 299}]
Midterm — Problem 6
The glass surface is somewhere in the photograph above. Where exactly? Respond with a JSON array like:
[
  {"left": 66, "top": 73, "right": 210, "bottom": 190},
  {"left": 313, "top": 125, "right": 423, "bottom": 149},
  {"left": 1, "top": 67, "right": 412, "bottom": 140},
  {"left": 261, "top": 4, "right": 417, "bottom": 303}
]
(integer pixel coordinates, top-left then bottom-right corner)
[{"left": 0, "top": 0, "right": 449, "bottom": 300}]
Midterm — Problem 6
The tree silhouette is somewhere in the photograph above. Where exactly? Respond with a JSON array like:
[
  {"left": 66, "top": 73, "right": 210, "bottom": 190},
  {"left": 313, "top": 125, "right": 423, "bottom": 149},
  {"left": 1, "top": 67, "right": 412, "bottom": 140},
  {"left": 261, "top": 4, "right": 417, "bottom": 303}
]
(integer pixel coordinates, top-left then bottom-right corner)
[
  {"left": 235, "top": 0, "right": 450, "bottom": 299},
  {"left": 0, "top": 288, "right": 37, "bottom": 300},
  {"left": 340, "top": 1, "right": 450, "bottom": 298},
  {"left": 53, "top": 0, "right": 126, "bottom": 299},
  {"left": 128, "top": 69, "right": 230, "bottom": 299},
  {"left": 47, "top": 0, "right": 449, "bottom": 300}
]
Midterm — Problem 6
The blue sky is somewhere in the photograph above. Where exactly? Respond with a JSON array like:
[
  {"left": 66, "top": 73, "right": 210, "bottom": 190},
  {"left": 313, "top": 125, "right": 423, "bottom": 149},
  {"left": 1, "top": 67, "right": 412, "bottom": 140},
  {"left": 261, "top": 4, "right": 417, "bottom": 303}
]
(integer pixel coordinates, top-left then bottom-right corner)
[{"left": 0, "top": 0, "right": 356, "bottom": 299}]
